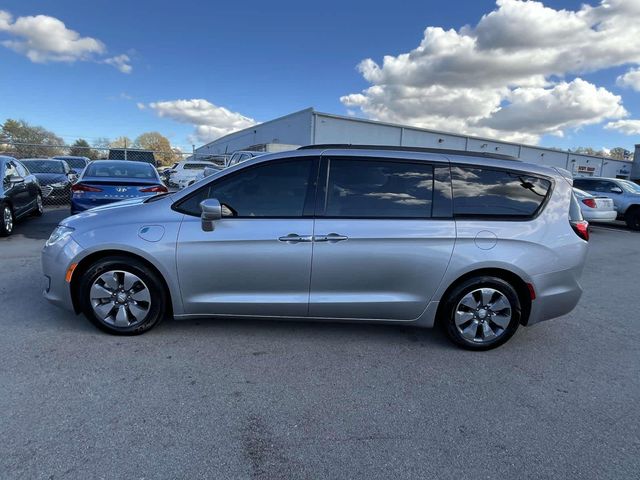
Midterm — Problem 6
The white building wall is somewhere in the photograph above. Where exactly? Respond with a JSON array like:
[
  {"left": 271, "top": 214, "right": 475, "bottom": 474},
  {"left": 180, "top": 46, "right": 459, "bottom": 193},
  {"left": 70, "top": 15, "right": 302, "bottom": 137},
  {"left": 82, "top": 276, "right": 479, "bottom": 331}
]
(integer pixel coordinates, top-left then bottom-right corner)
[{"left": 197, "top": 108, "right": 634, "bottom": 179}]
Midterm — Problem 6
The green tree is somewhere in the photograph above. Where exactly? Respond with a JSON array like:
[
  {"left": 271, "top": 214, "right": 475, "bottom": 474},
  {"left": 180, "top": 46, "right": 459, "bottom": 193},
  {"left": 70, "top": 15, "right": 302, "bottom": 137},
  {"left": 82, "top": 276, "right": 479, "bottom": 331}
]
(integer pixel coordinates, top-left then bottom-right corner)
[
  {"left": 609, "top": 147, "right": 630, "bottom": 160},
  {"left": 69, "top": 138, "right": 99, "bottom": 160},
  {"left": 1, "top": 119, "right": 64, "bottom": 158},
  {"left": 133, "top": 131, "right": 180, "bottom": 166}
]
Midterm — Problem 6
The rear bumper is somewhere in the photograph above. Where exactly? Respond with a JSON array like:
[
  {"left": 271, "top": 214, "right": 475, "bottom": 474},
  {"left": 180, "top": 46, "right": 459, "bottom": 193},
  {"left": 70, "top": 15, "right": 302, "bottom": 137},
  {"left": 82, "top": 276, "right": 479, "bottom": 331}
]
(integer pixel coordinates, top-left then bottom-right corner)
[
  {"left": 582, "top": 209, "right": 617, "bottom": 222},
  {"left": 526, "top": 267, "right": 584, "bottom": 326}
]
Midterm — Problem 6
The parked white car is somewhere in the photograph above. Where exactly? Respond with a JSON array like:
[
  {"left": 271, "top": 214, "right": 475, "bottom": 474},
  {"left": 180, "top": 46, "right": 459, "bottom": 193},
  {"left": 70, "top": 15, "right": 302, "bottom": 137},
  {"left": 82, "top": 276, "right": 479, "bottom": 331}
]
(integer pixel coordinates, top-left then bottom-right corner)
[
  {"left": 168, "top": 161, "right": 219, "bottom": 189},
  {"left": 573, "top": 187, "right": 617, "bottom": 223}
]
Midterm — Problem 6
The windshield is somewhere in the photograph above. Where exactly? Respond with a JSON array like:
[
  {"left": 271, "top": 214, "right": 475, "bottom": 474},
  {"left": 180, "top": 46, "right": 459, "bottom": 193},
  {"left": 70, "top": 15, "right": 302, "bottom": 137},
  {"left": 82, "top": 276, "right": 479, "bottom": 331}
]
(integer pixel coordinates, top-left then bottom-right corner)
[
  {"left": 618, "top": 179, "right": 640, "bottom": 193},
  {"left": 84, "top": 161, "right": 157, "bottom": 179},
  {"left": 60, "top": 157, "right": 87, "bottom": 168},
  {"left": 22, "top": 160, "right": 65, "bottom": 174}
]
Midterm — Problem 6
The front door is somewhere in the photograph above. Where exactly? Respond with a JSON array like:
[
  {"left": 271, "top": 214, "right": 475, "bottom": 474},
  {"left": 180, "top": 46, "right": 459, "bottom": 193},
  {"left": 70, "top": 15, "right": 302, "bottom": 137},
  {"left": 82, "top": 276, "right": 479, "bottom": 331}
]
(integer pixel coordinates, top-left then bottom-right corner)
[
  {"left": 309, "top": 156, "right": 455, "bottom": 321},
  {"left": 175, "top": 156, "right": 318, "bottom": 317}
]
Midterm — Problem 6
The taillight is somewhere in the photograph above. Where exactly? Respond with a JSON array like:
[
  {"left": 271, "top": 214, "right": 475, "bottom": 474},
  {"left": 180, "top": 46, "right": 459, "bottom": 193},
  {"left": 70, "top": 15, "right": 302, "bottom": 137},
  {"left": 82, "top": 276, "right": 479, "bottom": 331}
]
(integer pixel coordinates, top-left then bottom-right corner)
[
  {"left": 581, "top": 198, "right": 596, "bottom": 208},
  {"left": 571, "top": 220, "right": 589, "bottom": 241},
  {"left": 71, "top": 183, "right": 102, "bottom": 192},
  {"left": 139, "top": 185, "right": 168, "bottom": 193}
]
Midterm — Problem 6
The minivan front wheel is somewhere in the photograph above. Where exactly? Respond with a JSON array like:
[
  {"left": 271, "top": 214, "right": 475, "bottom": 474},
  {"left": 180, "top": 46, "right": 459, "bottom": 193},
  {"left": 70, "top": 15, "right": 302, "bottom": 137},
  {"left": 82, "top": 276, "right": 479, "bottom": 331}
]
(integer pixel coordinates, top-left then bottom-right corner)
[
  {"left": 442, "top": 276, "right": 521, "bottom": 350},
  {"left": 78, "top": 257, "right": 167, "bottom": 335}
]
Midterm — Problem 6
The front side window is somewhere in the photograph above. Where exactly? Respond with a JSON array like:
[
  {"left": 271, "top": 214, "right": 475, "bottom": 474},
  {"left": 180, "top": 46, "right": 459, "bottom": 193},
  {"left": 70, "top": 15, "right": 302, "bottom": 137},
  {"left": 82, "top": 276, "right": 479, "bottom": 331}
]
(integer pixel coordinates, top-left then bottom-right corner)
[
  {"left": 451, "top": 166, "right": 551, "bottom": 218},
  {"left": 14, "top": 161, "right": 29, "bottom": 177},
  {"left": 323, "top": 159, "right": 433, "bottom": 218},
  {"left": 176, "top": 158, "right": 314, "bottom": 217},
  {"left": 3, "top": 161, "right": 18, "bottom": 182}
]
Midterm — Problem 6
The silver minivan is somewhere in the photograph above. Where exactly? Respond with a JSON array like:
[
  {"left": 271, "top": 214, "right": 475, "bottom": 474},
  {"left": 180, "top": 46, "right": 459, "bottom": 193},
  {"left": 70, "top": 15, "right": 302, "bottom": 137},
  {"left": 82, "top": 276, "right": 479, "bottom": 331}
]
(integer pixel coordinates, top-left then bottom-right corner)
[{"left": 42, "top": 146, "right": 588, "bottom": 350}]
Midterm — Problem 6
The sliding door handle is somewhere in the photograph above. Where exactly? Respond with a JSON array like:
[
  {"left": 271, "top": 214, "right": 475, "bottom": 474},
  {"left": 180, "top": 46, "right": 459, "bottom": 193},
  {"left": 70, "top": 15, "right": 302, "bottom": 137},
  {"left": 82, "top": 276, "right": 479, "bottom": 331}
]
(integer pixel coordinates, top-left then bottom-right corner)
[
  {"left": 314, "top": 233, "right": 349, "bottom": 243},
  {"left": 278, "top": 234, "right": 312, "bottom": 243}
]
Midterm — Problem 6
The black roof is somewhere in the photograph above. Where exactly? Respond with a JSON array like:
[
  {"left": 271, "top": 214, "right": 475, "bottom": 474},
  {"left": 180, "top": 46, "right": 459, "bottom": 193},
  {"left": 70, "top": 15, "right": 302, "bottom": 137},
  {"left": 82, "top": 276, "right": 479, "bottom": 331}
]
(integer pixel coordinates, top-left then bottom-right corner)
[{"left": 298, "top": 144, "right": 519, "bottom": 161}]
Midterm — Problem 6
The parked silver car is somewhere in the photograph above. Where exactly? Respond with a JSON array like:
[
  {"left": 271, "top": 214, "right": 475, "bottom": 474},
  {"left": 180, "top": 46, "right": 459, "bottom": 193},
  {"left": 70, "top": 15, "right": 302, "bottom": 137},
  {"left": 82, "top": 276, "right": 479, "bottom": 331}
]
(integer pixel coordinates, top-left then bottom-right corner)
[
  {"left": 42, "top": 146, "right": 588, "bottom": 350},
  {"left": 573, "top": 177, "right": 640, "bottom": 230},
  {"left": 572, "top": 187, "right": 617, "bottom": 223}
]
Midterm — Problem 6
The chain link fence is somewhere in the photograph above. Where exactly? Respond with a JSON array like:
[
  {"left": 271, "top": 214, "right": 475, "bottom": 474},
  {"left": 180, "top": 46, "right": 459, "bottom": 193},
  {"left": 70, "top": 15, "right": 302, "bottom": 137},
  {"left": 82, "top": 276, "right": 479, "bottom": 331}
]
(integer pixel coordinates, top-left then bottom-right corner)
[{"left": 0, "top": 141, "right": 228, "bottom": 208}]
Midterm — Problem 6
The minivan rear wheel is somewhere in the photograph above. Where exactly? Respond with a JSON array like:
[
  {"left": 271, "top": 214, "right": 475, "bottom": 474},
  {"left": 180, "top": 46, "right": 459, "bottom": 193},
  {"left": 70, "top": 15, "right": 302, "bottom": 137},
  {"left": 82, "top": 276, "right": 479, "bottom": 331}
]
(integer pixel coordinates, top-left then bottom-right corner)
[
  {"left": 78, "top": 256, "right": 167, "bottom": 335},
  {"left": 441, "top": 276, "right": 521, "bottom": 350}
]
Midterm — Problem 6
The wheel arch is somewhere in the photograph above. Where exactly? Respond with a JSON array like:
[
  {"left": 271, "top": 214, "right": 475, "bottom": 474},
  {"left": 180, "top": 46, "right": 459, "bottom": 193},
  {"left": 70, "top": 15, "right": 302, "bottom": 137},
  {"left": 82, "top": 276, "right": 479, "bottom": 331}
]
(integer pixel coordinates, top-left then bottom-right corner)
[
  {"left": 435, "top": 267, "right": 533, "bottom": 327},
  {"left": 70, "top": 249, "right": 174, "bottom": 317}
]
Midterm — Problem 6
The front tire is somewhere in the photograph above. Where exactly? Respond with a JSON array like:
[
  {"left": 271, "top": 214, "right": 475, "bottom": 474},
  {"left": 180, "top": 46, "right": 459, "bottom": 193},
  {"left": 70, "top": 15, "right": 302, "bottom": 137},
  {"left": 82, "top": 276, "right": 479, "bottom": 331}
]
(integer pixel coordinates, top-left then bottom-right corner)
[
  {"left": 625, "top": 207, "right": 640, "bottom": 231},
  {"left": 78, "top": 256, "right": 167, "bottom": 335},
  {"left": 441, "top": 276, "right": 521, "bottom": 350},
  {"left": 0, "top": 203, "right": 14, "bottom": 236}
]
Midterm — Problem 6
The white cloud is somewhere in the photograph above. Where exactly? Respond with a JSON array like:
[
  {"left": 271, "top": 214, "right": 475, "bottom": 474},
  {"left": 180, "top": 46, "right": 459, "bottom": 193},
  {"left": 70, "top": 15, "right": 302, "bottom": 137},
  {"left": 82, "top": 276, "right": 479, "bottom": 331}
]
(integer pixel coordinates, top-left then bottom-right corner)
[
  {"left": 617, "top": 67, "right": 640, "bottom": 91},
  {"left": 605, "top": 119, "right": 640, "bottom": 135},
  {"left": 342, "top": 0, "right": 640, "bottom": 144},
  {"left": 145, "top": 99, "right": 256, "bottom": 143},
  {"left": 103, "top": 54, "right": 132, "bottom": 74},
  {"left": 0, "top": 9, "right": 131, "bottom": 73}
]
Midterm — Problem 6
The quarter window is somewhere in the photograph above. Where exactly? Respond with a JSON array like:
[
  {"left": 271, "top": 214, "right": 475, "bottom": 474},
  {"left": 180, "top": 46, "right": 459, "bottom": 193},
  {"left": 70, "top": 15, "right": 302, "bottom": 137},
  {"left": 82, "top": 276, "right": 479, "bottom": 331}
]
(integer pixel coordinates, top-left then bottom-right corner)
[
  {"left": 451, "top": 166, "right": 551, "bottom": 218},
  {"left": 324, "top": 159, "right": 433, "bottom": 218},
  {"left": 176, "top": 159, "right": 314, "bottom": 217}
]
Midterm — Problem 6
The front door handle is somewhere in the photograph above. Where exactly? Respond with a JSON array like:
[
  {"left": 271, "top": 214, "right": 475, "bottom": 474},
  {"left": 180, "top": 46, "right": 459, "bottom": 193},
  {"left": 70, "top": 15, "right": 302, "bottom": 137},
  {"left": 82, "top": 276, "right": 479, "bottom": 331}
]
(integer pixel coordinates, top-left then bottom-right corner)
[
  {"left": 314, "top": 233, "right": 349, "bottom": 243},
  {"left": 278, "top": 233, "right": 313, "bottom": 243}
]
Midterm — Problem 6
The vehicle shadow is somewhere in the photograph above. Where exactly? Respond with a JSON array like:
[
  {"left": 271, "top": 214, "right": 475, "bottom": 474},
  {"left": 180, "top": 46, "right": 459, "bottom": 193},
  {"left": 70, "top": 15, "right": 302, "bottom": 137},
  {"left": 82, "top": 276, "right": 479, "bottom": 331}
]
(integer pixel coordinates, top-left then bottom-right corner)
[{"left": 159, "top": 315, "right": 454, "bottom": 349}]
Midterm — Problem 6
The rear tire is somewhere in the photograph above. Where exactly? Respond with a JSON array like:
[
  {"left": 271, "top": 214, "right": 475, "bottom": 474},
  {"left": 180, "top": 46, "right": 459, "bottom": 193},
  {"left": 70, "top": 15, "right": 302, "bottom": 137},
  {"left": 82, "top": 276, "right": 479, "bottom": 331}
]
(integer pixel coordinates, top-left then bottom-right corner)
[
  {"left": 441, "top": 276, "right": 521, "bottom": 350},
  {"left": 0, "top": 202, "right": 14, "bottom": 236},
  {"left": 78, "top": 256, "right": 167, "bottom": 335},
  {"left": 625, "top": 207, "right": 640, "bottom": 231}
]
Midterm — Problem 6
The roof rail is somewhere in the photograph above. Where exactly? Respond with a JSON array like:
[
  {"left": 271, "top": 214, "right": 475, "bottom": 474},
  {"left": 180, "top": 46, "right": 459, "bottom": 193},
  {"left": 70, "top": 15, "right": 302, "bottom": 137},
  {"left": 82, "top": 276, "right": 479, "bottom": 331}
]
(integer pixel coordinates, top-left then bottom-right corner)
[{"left": 298, "top": 144, "right": 520, "bottom": 161}]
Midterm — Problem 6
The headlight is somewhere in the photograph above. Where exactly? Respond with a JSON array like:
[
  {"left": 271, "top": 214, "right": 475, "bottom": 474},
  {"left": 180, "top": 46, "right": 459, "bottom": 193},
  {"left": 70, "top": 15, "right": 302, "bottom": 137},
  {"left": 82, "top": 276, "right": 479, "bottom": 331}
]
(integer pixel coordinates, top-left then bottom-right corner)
[
  {"left": 45, "top": 225, "right": 75, "bottom": 247},
  {"left": 50, "top": 182, "right": 68, "bottom": 188}
]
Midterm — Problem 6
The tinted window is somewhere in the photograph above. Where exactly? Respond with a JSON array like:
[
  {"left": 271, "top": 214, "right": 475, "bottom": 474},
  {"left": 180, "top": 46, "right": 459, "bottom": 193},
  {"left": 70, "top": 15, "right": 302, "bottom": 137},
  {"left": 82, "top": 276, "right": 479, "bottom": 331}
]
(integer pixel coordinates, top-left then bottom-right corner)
[
  {"left": 84, "top": 162, "right": 157, "bottom": 179},
  {"left": 451, "top": 166, "right": 551, "bottom": 218},
  {"left": 183, "top": 163, "right": 210, "bottom": 170},
  {"left": 324, "top": 159, "right": 433, "bottom": 218},
  {"left": 572, "top": 179, "right": 592, "bottom": 190},
  {"left": 177, "top": 159, "right": 313, "bottom": 217}
]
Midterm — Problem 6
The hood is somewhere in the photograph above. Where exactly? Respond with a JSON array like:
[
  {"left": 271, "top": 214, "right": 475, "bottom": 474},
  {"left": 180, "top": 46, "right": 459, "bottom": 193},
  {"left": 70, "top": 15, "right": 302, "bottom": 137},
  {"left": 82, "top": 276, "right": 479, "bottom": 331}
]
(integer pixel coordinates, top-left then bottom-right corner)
[{"left": 33, "top": 173, "right": 69, "bottom": 185}]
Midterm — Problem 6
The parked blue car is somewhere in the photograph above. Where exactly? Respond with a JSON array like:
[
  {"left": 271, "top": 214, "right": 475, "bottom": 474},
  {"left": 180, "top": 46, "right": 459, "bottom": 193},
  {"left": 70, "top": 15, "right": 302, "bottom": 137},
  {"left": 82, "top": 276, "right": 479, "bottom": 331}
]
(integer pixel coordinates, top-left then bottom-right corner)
[{"left": 71, "top": 160, "right": 167, "bottom": 214}]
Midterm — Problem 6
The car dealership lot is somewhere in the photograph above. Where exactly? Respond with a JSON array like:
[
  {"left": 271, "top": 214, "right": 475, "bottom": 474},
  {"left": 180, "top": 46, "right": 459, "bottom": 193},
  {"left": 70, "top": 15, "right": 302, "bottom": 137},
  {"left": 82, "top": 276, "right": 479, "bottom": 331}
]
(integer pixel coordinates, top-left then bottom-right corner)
[{"left": 1, "top": 209, "right": 639, "bottom": 479}]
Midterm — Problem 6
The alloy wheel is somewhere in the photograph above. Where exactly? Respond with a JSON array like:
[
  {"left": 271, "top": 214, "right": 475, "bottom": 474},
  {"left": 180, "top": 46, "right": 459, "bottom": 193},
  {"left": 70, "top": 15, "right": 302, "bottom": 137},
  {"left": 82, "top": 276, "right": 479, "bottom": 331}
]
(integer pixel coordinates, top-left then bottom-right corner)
[
  {"left": 89, "top": 270, "right": 151, "bottom": 327},
  {"left": 3, "top": 206, "right": 13, "bottom": 233},
  {"left": 454, "top": 288, "right": 512, "bottom": 343}
]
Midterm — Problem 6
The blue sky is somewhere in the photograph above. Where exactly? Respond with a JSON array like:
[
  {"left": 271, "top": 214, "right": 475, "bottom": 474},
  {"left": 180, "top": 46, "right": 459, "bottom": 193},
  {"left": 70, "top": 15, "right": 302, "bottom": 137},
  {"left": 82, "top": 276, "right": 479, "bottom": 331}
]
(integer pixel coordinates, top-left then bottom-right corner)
[{"left": 1, "top": 0, "right": 639, "bottom": 152}]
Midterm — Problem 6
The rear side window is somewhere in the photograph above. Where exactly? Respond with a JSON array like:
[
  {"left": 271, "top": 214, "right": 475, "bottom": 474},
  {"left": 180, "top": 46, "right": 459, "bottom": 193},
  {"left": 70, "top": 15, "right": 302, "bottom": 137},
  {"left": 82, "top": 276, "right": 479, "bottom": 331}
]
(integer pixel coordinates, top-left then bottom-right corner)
[
  {"left": 324, "top": 159, "right": 433, "bottom": 218},
  {"left": 451, "top": 166, "right": 551, "bottom": 218}
]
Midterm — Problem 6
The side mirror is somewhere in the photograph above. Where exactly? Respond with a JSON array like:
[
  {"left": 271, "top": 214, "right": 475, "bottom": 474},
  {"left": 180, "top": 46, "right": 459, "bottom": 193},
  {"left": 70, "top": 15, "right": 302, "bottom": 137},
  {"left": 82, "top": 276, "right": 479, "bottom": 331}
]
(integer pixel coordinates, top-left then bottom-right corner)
[
  {"left": 9, "top": 175, "right": 24, "bottom": 184},
  {"left": 200, "top": 198, "right": 222, "bottom": 232},
  {"left": 611, "top": 186, "right": 623, "bottom": 194}
]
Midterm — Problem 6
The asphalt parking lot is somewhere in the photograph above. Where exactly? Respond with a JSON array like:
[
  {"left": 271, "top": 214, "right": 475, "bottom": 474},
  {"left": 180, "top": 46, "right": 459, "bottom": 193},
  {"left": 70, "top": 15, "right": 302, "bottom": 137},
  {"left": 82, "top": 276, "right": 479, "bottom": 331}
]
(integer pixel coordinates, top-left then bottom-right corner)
[{"left": 1, "top": 209, "right": 639, "bottom": 480}]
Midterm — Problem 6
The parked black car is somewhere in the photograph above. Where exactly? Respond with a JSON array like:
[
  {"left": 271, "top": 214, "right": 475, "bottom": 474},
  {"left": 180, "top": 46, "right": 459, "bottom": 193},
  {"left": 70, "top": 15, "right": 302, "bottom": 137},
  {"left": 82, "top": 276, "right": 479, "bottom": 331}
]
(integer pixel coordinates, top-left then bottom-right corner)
[
  {"left": 20, "top": 159, "right": 75, "bottom": 205},
  {"left": 1, "top": 156, "right": 43, "bottom": 236}
]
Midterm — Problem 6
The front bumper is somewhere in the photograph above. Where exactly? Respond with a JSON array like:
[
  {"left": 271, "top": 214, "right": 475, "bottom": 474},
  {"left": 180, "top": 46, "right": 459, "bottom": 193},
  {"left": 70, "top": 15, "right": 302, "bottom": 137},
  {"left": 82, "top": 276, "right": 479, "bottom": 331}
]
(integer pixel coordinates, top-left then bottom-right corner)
[
  {"left": 42, "top": 236, "right": 84, "bottom": 312},
  {"left": 526, "top": 267, "right": 584, "bottom": 326}
]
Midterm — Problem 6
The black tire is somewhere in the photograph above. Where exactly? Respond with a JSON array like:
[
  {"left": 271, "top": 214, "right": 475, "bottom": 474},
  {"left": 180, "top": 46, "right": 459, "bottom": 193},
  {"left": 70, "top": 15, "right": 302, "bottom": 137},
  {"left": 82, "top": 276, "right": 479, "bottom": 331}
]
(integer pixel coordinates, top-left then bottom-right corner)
[
  {"left": 31, "top": 193, "right": 44, "bottom": 217},
  {"left": 441, "top": 276, "right": 521, "bottom": 351},
  {"left": 78, "top": 256, "right": 167, "bottom": 335},
  {"left": 625, "top": 207, "right": 640, "bottom": 231},
  {"left": 0, "top": 202, "right": 14, "bottom": 237}
]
